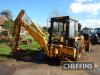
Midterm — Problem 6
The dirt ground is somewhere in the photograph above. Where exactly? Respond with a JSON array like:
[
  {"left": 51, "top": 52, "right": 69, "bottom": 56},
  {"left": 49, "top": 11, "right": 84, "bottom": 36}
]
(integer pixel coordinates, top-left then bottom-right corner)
[{"left": 0, "top": 45, "right": 100, "bottom": 75}]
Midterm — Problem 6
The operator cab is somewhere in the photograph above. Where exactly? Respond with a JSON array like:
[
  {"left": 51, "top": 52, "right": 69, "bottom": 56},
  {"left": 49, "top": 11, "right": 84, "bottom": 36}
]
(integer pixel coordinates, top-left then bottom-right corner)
[
  {"left": 95, "top": 28, "right": 100, "bottom": 35},
  {"left": 95, "top": 28, "right": 100, "bottom": 43},
  {"left": 48, "top": 16, "right": 79, "bottom": 45}
]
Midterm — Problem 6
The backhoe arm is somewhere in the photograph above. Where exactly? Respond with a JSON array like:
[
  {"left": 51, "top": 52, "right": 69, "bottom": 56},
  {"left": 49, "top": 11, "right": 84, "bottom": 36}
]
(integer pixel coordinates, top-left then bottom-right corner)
[{"left": 13, "top": 10, "right": 49, "bottom": 55}]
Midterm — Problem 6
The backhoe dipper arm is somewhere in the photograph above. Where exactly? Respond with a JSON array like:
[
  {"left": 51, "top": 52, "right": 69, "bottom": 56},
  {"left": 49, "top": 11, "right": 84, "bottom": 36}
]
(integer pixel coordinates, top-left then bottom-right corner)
[
  {"left": 13, "top": 10, "right": 24, "bottom": 52},
  {"left": 13, "top": 10, "right": 49, "bottom": 55}
]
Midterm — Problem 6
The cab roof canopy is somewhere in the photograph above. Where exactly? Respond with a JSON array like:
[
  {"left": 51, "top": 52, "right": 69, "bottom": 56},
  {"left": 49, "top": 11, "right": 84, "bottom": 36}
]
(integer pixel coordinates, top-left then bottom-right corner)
[{"left": 51, "top": 16, "right": 78, "bottom": 22}]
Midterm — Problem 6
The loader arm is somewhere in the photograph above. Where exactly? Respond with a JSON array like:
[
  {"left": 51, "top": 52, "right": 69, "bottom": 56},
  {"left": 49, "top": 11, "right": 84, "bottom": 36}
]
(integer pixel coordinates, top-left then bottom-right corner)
[{"left": 13, "top": 10, "right": 49, "bottom": 55}]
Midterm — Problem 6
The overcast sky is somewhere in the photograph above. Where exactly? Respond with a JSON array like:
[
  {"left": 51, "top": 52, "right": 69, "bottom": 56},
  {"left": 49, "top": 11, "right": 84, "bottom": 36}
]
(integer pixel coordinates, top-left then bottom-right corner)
[{"left": 0, "top": 0, "right": 100, "bottom": 28}]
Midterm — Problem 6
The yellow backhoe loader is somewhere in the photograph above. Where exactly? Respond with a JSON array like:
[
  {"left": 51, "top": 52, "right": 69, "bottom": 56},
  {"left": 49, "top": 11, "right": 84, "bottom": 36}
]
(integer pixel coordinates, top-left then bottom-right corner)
[{"left": 12, "top": 10, "right": 91, "bottom": 61}]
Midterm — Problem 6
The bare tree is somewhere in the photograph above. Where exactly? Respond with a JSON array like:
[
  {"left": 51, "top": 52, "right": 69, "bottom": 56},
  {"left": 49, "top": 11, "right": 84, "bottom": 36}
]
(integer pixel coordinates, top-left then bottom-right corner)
[
  {"left": 0, "top": 10, "right": 12, "bottom": 19},
  {"left": 0, "top": 10, "right": 13, "bottom": 36}
]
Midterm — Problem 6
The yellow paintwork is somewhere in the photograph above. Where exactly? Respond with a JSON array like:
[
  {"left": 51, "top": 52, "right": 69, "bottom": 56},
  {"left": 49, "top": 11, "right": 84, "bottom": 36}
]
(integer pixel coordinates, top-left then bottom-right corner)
[
  {"left": 13, "top": 10, "right": 90, "bottom": 60},
  {"left": 48, "top": 44, "right": 76, "bottom": 59}
]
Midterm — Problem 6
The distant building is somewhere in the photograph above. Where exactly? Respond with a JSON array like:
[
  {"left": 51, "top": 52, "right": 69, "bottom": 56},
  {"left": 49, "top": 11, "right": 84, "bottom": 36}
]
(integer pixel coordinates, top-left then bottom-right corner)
[
  {"left": 0, "top": 16, "right": 8, "bottom": 40},
  {"left": 0, "top": 16, "right": 7, "bottom": 32}
]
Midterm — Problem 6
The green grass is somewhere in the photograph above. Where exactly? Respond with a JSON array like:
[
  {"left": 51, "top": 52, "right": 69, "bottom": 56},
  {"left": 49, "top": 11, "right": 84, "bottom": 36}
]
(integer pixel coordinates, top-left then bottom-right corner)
[
  {"left": 0, "top": 40, "right": 40, "bottom": 57},
  {"left": 0, "top": 33, "right": 49, "bottom": 56},
  {"left": 0, "top": 42, "right": 11, "bottom": 55},
  {"left": 19, "top": 34, "right": 40, "bottom": 50},
  {"left": 20, "top": 40, "right": 40, "bottom": 51}
]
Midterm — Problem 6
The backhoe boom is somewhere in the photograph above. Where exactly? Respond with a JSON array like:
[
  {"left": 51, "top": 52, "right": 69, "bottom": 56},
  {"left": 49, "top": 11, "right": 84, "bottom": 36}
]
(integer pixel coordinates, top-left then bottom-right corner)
[{"left": 13, "top": 10, "right": 49, "bottom": 55}]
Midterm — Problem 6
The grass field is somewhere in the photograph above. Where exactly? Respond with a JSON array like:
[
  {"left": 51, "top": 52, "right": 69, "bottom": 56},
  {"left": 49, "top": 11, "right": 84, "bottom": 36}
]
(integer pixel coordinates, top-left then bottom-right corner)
[
  {"left": 19, "top": 40, "right": 40, "bottom": 50},
  {"left": 19, "top": 34, "right": 40, "bottom": 50},
  {"left": 0, "top": 41, "right": 11, "bottom": 55},
  {"left": 0, "top": 35, "right": 41, "bottom": 56},
  {"left": 0, "top": 33, "right": 49, "bottom": 57}
]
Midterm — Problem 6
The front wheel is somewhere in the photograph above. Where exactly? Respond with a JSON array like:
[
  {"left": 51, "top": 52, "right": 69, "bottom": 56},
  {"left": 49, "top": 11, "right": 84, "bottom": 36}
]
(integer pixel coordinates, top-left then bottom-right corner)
[{"left": 74, "top": 42, "right": 84, "bottom": 60}]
